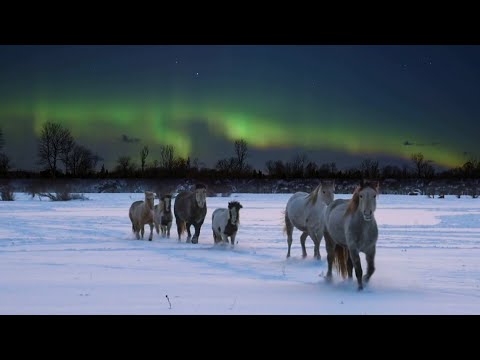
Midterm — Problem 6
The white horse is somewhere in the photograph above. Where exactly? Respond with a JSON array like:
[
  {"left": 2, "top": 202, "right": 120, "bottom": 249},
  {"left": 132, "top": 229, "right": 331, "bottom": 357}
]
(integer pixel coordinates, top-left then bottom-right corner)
[
  {"left": 129, "top": 191, "right": 155, "bottom": 241},
  {"left": 324, "top": 180, "right": 379, "bottom": 290},
  {"left": 283, "top": 181, "right": 335, "bottom": 259},
  {"left": 212, "top": 201, "right": 243, "bottom": 246}
]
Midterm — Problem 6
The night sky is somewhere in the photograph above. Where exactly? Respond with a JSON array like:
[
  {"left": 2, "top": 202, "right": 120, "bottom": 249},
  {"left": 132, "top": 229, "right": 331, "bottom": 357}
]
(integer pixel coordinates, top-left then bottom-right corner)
[{"left": 1, "top": 45, "right": 479, "bottom": 172}]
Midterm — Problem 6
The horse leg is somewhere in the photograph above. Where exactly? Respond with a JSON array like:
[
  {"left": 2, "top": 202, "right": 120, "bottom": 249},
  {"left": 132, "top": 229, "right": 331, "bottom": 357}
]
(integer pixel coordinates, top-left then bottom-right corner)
[
  {"left": 230, "top": 232, "right": 237, "bottom": 246},
  {"left": 349, "top": 248, "right": 363, "bottom": 290},
  {"left": 324, "top": 230, "right": 335, "bottom": 281},
  {"left": 148, "top": 223, "right": 153, "bottom": 241},
  {"left": 363, "top": 248, "right": 376, "bottom": 283},
  {"left": 300, "top": 232, "right": 308, "bottom": 258},
  {"left": 314, "top": 231, "right": 323, "bottom": 260},
  {"left": 285, "top": 211, "right": 294, "bottom": 258},
  {"left": 154, "top": 221, "right": 160, "bottom": 235},
  {"left": 176, "top": 217, "right": 183, "bottom": 241},
  {"left": 347, "top": 254, "right": 353, "bottom": 279},
  {"left": 192, "top": 221, "right": 204, "bottom": 244},
  {"left": 141, "top": 224, "right": 145, "bottom": 239},
  {"left": 167, "top": 222, "right": 171, "bottom": 238},
  {"left": 186, "top": 222, "right": 192, "bottom": 243}
]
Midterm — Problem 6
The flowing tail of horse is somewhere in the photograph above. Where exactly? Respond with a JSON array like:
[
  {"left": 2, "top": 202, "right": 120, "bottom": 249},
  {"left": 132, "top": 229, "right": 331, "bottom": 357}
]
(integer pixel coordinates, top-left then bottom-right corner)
[
  {"left": 333, "top": 244, "right": 349, "bottom": 279},
  {"left": 282, "top": 209, "right": 287, "bottom": 235},
  {"left": 179, "top": 221, "right": 186, "bottom": 235}
]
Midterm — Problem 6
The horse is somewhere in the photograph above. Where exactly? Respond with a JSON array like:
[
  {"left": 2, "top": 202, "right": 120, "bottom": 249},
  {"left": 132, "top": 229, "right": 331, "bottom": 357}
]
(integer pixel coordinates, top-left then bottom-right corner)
[
  {"left": 173, "top": 183, "right": 207, "bottom": 244},
  {"left": 323, "top": 180, "right": 379, "bottom": 291},
  {"left": 283, "top": 180, "right": 335, "bottom": 260},
  {"left": 154, "top": 194, "right": 173, "bottom": 238},
  {"left": 129, "top": 191, "right": 155, "bottom": 241},
  {"left": 212, "top": 201, "right": 243, "bottom": 246}
]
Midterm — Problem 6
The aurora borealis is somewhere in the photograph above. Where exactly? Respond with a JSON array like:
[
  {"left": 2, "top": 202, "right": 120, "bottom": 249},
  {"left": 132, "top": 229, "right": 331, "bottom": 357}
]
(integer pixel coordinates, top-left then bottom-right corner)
[{"left": 0, "top": 45, "right": 479, "bottom": 171}]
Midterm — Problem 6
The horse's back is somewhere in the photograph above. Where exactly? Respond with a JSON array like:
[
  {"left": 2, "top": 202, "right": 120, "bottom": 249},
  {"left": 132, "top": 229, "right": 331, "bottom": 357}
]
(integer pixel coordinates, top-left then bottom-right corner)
[
  {"left": 324, "top": 199, "right": 349, "bottom": 245},
  {"left": 129, "top": 200, "right": 143, "bottom": 216},
  {"left": 212, "top": 208, "right": 227, "bottom": 229},
  {"left": 174, "top": 191, "right": 192, "bottom": 217}
]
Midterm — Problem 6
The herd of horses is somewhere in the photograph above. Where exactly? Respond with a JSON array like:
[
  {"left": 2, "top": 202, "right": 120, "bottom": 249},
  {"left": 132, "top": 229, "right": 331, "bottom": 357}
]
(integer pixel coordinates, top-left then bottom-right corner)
[{"left": 128, "top": 180, "right": 379, "bottom": 290}]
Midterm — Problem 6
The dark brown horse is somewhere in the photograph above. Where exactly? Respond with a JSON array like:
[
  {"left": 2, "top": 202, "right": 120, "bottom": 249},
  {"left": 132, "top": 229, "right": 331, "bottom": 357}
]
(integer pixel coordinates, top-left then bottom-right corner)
[
  {"left": 154, "top": 194, "right": 173, "bottom": 238},
  {"left": 173, "top": 184, "right": 207, "bottom": 244}
]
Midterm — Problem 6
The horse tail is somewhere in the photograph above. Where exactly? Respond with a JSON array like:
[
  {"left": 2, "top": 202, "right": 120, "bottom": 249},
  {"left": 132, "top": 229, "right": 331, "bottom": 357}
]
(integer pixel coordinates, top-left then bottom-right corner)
[
  {"left": 282, "top": 209, "right": 287, "bottom": 235},
  {"left": 179, "top": 221, "right": 186, "bottom": 235},
  {"left": 333, "top": 245, "right": 349, "bottom": 279}
]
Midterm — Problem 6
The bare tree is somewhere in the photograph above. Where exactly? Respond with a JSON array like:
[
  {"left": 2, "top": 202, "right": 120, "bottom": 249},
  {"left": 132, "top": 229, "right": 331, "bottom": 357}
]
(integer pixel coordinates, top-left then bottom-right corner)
[
  {"left": 59, "top": 137, "right": 75, "bottom": 175},
  {"left": 216, "top": 157, "right": 236, "bottom": 174},
  {"left": 37, "top": 122, "right": 74, "bottom": 178},
  {"left": 411, "top": 152, "right": 425, "bottom": 178},
  {"left": 360, "top": 158, "right": 379, "bottom": 178},
  {"left": 140, "top": 145, "right": 149, "bottom": 174},
  {"left": 69, "top": 144, "right": 102, "bottom": 176},
  {"left": 289, "top": 153, "right": 308, "bottom": 177},
  {"left": 265, "top": 160, "right": 286, "bottom": 177},
  {"left": 116, "top": 156, "right": 135, "bottom": 176},
  {"left": 0, "top": 153, "right": 11, "bottom": 176},
  {"left": 234, "top": 139, "right": 248, "bottom": 172},
  {"left": 159, "top": 145, "right": 175, "bottom": 171}
]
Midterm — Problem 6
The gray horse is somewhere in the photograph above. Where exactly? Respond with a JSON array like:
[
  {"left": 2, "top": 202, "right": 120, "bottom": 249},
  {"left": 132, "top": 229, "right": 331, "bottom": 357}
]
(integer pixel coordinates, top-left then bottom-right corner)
[
  {"left": 154, "top": 194, "right": 173, "bottom": 238},
  {"left": 323, "top": 180, "right": 379, "bottom": 290},
  {"left": 283, "top": 181, "right": 335, "bottom": 259},
  {"left": 173, "top": 184, "right": 207, "bottom": 244}
]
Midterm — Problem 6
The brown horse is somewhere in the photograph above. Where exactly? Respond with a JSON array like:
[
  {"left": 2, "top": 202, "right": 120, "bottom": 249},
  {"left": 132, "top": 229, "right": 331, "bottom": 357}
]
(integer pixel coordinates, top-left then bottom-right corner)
[
  {"left": 173, "top": 184, "right": 207, "bottom": 244},
  {"left": 129, "top": 191, "right": 155, "bottom": 241}
]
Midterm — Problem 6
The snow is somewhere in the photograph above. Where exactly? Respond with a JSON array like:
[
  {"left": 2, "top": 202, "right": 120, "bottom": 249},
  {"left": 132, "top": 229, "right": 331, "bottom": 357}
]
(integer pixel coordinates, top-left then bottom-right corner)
[{"left": 1, "top": 193, "right": 479, "bottom": 314}]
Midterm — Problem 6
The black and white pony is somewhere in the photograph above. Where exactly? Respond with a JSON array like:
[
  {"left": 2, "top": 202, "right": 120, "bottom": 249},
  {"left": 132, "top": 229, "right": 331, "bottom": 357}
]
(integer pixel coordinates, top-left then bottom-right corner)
[{"left": 211, "top": 201, "right": 243, "bottom": 246}]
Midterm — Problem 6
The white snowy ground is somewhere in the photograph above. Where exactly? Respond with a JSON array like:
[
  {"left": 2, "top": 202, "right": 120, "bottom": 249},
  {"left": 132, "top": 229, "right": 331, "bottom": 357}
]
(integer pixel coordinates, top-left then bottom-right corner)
[{"left": 0, "top": 192, "right": 479, "bottom": 314}]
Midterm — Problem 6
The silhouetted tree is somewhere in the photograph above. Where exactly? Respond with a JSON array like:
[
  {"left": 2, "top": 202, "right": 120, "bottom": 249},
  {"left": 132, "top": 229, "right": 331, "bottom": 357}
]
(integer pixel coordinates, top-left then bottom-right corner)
[
  {"left": 360, "top": 158, "right": 379, "bottom": 178},
  {"left": 140, "top": 145, "right": 149, "bottom": 174},
  {"left": 411, "top": 153, "right": 426, "bottom": 178},
  {"left": 159, "top": 145, "right": 175, "bottom": 171},
  {"left": 234, "top": 139, "right": 248, "bottom": 172},
  {"left": 0, "top": 153, "right": 11, "bottom": 176},
  {"left": 116, "top": 156, "right": 136, "bottom": 177},
  {"left": 37, "top": 122, "right": 74, "bottom": 178}
]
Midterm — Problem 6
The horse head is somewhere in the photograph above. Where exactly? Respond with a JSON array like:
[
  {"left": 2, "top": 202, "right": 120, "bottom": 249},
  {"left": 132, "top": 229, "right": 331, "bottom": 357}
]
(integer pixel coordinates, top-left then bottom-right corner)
[
  {"left": 228, "top": 201, "right": 243, "bottom": 225},
  {"left": 194, "top": 183, "right": 207, "bottom": 208},
  {"left": 162, "top": 194, "right": 172, "bottom": 213},
  {"left": 320, "top": 180, "right": 335, "bottom": 205},
  {"left": 144, "top": 191, "right": 155, "bottom": 210},
  {"left": 357, "top": 181, "right": 379, "bottom": 222}
]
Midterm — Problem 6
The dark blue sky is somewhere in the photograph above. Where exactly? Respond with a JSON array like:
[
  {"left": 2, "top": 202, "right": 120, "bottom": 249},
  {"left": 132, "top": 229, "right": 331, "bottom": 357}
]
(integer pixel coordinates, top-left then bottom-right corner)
[{"left": 0, "top": 45, "right": 479, "bottom": 171}]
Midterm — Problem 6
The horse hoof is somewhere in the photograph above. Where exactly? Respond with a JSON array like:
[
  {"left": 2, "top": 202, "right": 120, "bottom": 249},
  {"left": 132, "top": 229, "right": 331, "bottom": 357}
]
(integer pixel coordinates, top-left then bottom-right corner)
[
  {"left": 357, "top": 286, "right": 364, "bottom": 291},
  {"left": 302, "top": 254, "right": 307, "bottom": 258}
]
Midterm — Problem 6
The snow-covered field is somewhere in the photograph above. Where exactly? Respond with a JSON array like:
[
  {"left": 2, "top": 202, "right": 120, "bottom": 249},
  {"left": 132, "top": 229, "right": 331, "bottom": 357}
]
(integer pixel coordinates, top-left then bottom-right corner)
[{"left": 1, "top": 193, "right": 479, "bottom": 314}]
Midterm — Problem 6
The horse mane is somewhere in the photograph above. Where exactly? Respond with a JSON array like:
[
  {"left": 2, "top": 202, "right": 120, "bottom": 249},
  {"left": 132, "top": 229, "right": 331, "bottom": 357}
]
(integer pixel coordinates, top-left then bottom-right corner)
[
  {"left": 345, "top": 190, "right": 360, "bottom": 216},
  {"left": 306, "top": 183, "right": 322, "bottom": 205},
  {"left": 195, "top": 183, "right": 207, "bottom": 190},
  {"left": 344, "top": 180, "right": 379, "bottom": 216}
]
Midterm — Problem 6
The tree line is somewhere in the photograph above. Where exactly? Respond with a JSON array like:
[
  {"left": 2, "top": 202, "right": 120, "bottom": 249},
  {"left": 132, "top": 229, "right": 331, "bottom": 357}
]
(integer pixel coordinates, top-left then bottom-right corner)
[{"left": 0, "top": 122, "right": 479, "bottom": 180}]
